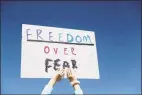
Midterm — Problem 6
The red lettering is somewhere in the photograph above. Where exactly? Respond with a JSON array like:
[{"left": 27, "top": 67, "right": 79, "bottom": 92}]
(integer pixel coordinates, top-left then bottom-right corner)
[
  {"left": 64, "top": 48, "right": 68, "bottom": 55},
  {"left": 53, "top": 48, "right": 58, "bottom": 54},
  {"left": 71, "top": 47, "right": 76, "bottom": 55},
  {"left": 44, "top": 46, "right": 50, "bottom": 54},
  {"left": 44, "top": 46, "right": 76, "bottom": 55}
]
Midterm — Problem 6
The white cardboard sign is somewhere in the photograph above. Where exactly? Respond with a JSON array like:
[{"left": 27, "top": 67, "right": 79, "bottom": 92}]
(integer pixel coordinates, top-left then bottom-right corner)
[{"left": 21, "top": 24, "right": 100, "bottom": 79}]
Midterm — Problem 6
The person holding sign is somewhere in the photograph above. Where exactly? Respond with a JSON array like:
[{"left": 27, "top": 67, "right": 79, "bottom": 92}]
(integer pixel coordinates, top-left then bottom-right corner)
[{"left": 41, "top": 68, "right": 83, "bottom": 95}]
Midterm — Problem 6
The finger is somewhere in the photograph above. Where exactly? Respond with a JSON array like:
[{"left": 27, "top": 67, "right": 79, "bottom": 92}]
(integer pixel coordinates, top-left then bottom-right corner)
[
  {"left": 61, "top": 69, "right": 64, "bottom": 76},
  {"left": 66, "top": 68, "right": 69, "bottom": 77},
  {"left": 60, "top": 73, "right": 63, "bottom": 76},
  {"left": 60, "top": 69, "right": 65, "bottom": 78},
  {"left": 59, "top": 69, "right": 63, "bottom": 75},
  {"left": 67, "top": 68, "right": 70, "bottom": 77},
  {"left": 60, "top": 69, "right": 63, "bottom": 72},
  {"left": 57, "top": 68, "right": 60, "bottom": 72},
  {"left": 62, "top": 69, "right": 65, "bottom": 74},
  {"left": 69, "top": 68, "right": 72, "bottom": 76},
  {"left": 71, "top": 68, "right": 74, "bottom": 75},
  {"left": 61, "top": 69, "right": 64, "bottom": 72}
]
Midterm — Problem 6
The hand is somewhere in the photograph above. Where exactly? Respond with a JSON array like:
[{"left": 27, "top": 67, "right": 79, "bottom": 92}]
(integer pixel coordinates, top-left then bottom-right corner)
[
  {"left": 48, "top": 68, "right": 65, "bottom": 87},
  {"left": 66, "top": 68, "right": 82, "bottom": 94},
  {"left": 66, "top": 68, "right": 77, "bottom": 82},
  {"left": 53, "top": 68, "right": 65, "bottom": 81}
]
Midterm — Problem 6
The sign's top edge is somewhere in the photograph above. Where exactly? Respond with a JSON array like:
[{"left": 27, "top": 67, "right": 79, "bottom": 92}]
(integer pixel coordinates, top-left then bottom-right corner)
[{"left": 22, "top": 24, "right": 95, "bottom": 33}]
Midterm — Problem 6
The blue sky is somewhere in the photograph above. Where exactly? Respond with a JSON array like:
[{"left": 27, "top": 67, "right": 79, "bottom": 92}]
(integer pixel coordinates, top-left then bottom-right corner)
[{"left": 1, "top": 1, "right": 141, "bottom": 94}]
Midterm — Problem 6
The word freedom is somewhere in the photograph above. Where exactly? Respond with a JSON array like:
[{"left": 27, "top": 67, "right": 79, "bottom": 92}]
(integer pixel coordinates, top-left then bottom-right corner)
[{"left": 26, "top": 29, "right": 92, "bottom": 44}]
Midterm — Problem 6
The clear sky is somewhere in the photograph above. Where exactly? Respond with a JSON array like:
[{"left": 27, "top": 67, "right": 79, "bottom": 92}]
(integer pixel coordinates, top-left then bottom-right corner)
[{"left": 1, "top": 1, "right": 141, "bottom": 94}]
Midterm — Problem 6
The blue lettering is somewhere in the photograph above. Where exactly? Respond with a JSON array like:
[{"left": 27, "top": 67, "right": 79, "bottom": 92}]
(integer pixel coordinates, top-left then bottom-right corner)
[
  {"left": 58, "top": 33, "right": 62, "bottom": 42},
  {"left": 83, "top": 35, "right": 92, "bottom": 43},
  {"left": 49, "top": 32, "right": 52, "bottom": 41},
  {"left": 67, "top": 34, "right": 73, "bottom": 43},
  {"left": 26, "top": 29, "right": 31, "bottom": 40},
  {"left": 36, "top": 29, "right": 43, "bottom": 40},
  {"left": 75, "top": 35, "right": 82, "bottom": 43}
]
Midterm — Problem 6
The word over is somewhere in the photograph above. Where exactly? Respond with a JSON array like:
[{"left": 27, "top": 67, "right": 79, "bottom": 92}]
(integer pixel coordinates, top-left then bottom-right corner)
[{"left": 44, "top": 45, "right": 76, "bottom": 55}]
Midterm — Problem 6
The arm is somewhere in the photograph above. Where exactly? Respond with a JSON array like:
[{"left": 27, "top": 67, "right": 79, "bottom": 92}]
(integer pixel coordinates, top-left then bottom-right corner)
[
  {"left": 73, "top": 84, "right": 83, "bottom": 95},
  {"left": 66, "top": 68, "right": 83, "bottom": 95},
  {"left": 41, "top": 69, "right": 64, "bottom": 95}
]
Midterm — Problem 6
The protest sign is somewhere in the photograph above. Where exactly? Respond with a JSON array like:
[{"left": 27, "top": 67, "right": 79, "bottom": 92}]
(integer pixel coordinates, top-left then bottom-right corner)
[{"left": 21, "top": 24, "right": 99, "bottom": 79}]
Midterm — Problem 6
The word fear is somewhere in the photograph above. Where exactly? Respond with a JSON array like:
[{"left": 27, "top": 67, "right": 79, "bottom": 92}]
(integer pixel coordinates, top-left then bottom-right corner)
[{"left": 45, "top": 58, "right": 78, "bottom": 73}]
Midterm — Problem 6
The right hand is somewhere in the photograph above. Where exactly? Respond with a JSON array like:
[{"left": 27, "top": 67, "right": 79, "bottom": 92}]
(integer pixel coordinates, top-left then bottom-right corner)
[{"left": 66, "top": 68, "right": 77, "bottom": 82}]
